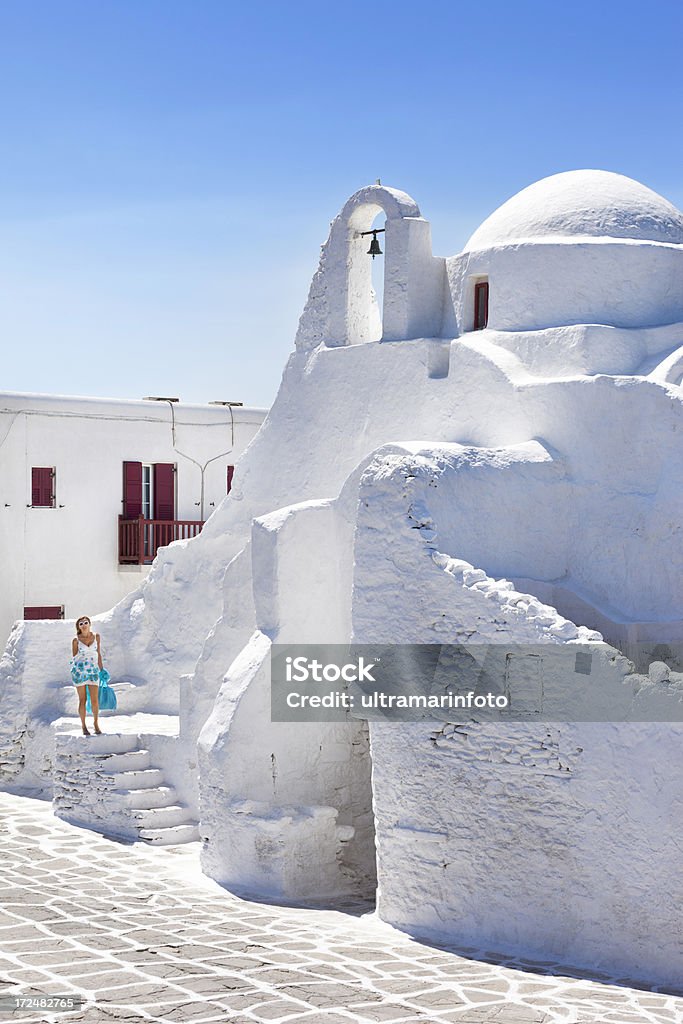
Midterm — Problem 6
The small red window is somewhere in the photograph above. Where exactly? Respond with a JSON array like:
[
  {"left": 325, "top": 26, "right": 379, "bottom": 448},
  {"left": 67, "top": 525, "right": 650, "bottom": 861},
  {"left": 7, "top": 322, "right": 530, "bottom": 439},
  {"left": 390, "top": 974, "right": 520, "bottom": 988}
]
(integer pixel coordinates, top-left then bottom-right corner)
[
  {"left": 474, "top": 281, "right": 489, "bottom": 330},
  {"left": 31, "top": 467, "right": 55, "bottom": 508},
  {"left": 227, "top": 465, "right": 235, "bottom": 494},
  {"left": 24, "top": 606, "right": 64, "bottom": 620}
]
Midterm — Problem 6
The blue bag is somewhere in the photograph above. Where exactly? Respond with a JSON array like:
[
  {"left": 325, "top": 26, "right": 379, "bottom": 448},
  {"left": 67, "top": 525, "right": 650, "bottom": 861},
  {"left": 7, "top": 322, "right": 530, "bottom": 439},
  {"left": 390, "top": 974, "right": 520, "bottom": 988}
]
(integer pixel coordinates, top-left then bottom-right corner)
[{"left": 85, "top": 669, "right": 117, "bottom": 712}]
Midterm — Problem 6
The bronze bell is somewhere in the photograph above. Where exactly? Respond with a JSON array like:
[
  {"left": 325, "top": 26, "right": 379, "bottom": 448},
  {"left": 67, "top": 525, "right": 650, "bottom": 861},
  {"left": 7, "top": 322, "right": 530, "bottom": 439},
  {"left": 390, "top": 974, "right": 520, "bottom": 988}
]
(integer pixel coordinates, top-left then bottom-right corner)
[{"left": 367, "top": 231, "right": 383, "bottom": 259}]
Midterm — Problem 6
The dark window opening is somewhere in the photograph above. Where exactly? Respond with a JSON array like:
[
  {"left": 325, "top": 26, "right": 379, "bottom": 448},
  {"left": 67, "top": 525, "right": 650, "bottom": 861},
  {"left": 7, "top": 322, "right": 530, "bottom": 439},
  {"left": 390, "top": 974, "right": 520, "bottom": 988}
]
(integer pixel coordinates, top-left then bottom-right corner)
[
  {"left": 474, "top": 281, "right": 489, "bottom": 330},
  {"left": 31, "top": 467, "right": 55, "bottom": 508},
  {"left": 122, "top": 462, "right": 175, "bottom": 520},
  {"left": 142, "top": 464, "right": 153, "bottom": 520},
  {"left": 24, "top": 606, "right": 64, "bottom": 620},
  {"left": 122, "top": 461, "right": 176, "bottom": 560},
  {"left": 227, "top": 465, "right": 235, "bottom": 494}
]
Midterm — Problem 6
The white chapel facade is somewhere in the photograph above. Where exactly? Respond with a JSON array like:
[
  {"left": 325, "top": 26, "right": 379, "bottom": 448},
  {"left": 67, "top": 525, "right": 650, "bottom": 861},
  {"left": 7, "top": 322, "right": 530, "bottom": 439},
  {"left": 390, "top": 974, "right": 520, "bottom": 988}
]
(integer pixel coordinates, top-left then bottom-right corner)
[{"left": 2, "top": 169, "right": 683, "bottom": 988}]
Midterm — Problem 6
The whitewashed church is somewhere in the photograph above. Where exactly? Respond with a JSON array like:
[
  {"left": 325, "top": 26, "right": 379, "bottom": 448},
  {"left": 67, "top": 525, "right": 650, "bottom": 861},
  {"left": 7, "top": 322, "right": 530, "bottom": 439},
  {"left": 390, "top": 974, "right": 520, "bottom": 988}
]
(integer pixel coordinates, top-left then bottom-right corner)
[{"left": 2, "top": 169, "right": 682, "bottom": 989}]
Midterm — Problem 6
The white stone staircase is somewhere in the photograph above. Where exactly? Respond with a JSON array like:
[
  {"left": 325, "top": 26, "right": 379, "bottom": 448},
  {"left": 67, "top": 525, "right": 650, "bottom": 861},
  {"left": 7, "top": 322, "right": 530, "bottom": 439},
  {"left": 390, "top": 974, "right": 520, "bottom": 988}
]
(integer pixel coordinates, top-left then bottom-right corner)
[{"left": 53, "top": 728, "right": 198, "bottom": 845}]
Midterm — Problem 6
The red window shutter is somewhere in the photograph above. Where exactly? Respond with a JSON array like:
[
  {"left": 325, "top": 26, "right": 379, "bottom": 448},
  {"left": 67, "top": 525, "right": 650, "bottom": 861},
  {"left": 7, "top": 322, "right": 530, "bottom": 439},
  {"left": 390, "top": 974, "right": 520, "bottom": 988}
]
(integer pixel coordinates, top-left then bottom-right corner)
[
  {"left": 474, "top": 281, "right": 489, "bottom": 330},
  {"left": 123, "top": 462, "right": 143, "bottom": 518},
  {"left": 24, "top": 606, "right": 63, "bottom": 620},
  {"left": 31, "top": 467, "right": 54, "bottom": 507},
  {"left": 154, "top": 464, "right": 175, "bottom": 521},
  {"left": 227, "top": 465, "right": 235, "bottom": 494}
]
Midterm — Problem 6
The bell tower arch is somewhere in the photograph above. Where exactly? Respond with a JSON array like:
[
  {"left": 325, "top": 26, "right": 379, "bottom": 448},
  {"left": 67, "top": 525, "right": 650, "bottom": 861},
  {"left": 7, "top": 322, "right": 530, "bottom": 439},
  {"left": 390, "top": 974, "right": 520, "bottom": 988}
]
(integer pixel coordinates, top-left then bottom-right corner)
[{"left": 295, "top": 184, "right": 445, "bottom": 351}]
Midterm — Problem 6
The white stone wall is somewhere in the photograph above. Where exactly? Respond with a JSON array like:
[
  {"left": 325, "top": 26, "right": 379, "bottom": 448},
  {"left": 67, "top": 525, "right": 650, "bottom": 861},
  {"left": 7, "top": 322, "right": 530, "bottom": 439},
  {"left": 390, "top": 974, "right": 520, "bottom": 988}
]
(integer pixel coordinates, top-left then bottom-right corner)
[
  {"left": 198, "top": 632, "right": 374, "bottom": 901},
  {"left": 351, "top": 444, "right": 683, "bottom": 987},
  {"left": 198, "top": 492, "right": 376, "bottom": 899},
  {"left": 468, "top": 321, "right": 683, "bottom": 379},
  {"left": 368, "top": 715, "right": 683, "bottom": 986},
  {"left": 445, "top": 239, "right": 683, "bottom": 335}
]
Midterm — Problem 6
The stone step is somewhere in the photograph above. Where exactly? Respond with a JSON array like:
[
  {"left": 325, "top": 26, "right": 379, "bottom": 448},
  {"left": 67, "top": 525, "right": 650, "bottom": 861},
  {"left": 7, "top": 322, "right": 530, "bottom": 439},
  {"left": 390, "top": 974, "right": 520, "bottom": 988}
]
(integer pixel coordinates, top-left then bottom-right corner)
[
  {"left": 138, "top": 823, "right": 200, "bottom": 846},
  {"left": 110, "top": 768, "right": 165, "bottom": 790},
  {"left": 121, "top": 784, "right": 178, "bottom": 810},
  {"left": 96, "top": 749, "right": 150, "bottom": 772},
  {"left": 56, "top": 732, "right": 141, "bottom": 756},
  {"left": 131, "top": 804, "right": 195, "bottom": 829}
]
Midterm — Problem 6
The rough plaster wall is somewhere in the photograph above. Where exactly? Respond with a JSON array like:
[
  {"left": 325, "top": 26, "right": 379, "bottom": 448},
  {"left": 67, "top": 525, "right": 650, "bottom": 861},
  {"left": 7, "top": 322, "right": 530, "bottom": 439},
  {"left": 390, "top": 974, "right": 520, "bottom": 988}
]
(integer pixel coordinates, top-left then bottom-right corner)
[
  {"left": 198, "top": 495, "right": 376, "bottom": 899},
  {"left": 250, "top": 500, "right": 348, "bottom": 641},
  {"left": 508, "top": 576, "right": 683, "bottom": 663},
  {"left": 351, "top": 448, "right": 683, "bottom": 986},
  {"left": 6, "top": 329, "right": 683, "bottom": 795},
  {"left": 250, "top": 496, "right": 374, "bottom": 887},
  {"left": 176, "top": 543, "right": 257, "bottom": 815},
  {"left": 522, "top": 376, "right": 683, "bottom": 621},
  {"left": 352, "top": 446, "right": 599, "bottom": 648},
  {"left": 464, "top": 321, "right": 683, "bottom": 379},
  {"left": 381, "top": 217, "right": 446, "bottom": 342},
  {"left": 211, "top": 335, "right": 683, "bottom": 616},
  {"left": 346, "top": 396, "right": 683, "bottom": 628},
  {"left": 370, "top": 718, "right": 683, "bottom": 986},
  {"left": 198, "top": 632, "right": 374, "bottom": 900},
  {"left": 364, "top": 439, "right": 572, "bottom": 583},
  {"left": 447, "top": 241, "right": 683, "bottom": 335},
  {"left": 214, "top": 339, "right": 532, "bottom": 529},
  {"left": 648, "top": 341, "right": 683, "bottom": 385},
  {"left": 198, "top": 440, "right": 582, "bottom": 900},
  {"left": 0, "top": 624, "right": 29, "bottom": 788},
  {"left": 116, "top": 533, "right": 229, "bottom": 687}
]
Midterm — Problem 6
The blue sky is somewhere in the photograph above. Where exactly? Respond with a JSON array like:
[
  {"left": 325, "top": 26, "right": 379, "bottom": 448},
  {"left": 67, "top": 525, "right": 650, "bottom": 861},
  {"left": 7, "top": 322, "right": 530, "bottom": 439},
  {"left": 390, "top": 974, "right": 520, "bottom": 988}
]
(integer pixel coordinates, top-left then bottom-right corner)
[{"left": 1, "top": 0, "right": 681, "bottom": 408}]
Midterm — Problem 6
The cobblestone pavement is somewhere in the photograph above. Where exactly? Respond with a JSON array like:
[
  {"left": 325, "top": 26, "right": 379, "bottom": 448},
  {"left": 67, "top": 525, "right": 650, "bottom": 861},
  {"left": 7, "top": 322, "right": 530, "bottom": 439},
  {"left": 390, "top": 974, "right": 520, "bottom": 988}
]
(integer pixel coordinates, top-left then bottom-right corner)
[{"left": 0, "top": 793, "right": 680, "bottom": 1024}]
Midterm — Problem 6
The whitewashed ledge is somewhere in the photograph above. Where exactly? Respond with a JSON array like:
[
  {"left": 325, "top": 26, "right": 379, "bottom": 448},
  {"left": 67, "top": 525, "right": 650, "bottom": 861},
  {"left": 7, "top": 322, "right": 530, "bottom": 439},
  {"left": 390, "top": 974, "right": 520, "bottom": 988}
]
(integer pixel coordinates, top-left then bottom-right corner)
[
  {"left": 53, "top": 712, "right": 181, "bottom": 739},
  {"left": 52, "top": 714, "right": 198, "bottom": 846}
]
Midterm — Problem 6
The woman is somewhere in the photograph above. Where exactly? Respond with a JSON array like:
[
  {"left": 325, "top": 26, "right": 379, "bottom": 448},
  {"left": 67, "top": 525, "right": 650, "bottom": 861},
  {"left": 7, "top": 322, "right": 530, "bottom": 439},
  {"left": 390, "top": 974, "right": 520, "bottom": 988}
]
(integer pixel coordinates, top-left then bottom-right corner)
[{"left": 71, "top": 616, "right": 103, "bottom": 736}]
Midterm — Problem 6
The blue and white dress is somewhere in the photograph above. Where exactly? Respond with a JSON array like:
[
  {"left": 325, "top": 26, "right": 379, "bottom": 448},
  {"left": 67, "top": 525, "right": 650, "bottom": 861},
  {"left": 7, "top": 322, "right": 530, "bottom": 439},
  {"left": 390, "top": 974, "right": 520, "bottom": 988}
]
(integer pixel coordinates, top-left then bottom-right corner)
[{"left": 70, "top": 636, "right": 100, "bottom": 686}]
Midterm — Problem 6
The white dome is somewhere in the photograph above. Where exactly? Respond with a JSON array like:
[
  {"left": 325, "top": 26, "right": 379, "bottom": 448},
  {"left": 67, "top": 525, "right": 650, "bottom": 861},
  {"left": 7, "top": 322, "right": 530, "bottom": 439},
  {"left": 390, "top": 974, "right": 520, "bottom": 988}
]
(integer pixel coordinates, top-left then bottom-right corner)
[{"left": 464, "top": 170, "right": 683, "bottom": 251}]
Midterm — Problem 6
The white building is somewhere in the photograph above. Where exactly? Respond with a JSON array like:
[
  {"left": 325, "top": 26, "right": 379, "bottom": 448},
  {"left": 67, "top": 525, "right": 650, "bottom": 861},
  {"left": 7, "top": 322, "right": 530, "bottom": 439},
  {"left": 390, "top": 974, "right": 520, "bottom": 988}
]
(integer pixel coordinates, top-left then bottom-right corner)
[
  {"left": 2, "top": 170, "right": 683, "bottom": 988},
  {"left": 0, "top": 392, "right": 266, "bottom": 646}
]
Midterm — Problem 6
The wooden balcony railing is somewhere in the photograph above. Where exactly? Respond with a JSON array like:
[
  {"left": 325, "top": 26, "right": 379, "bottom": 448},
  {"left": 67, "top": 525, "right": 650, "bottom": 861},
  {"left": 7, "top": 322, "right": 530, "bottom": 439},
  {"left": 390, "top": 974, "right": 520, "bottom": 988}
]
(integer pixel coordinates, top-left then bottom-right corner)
[{"left": 118, "top": 516, "right": 205, "bottom": 565}]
